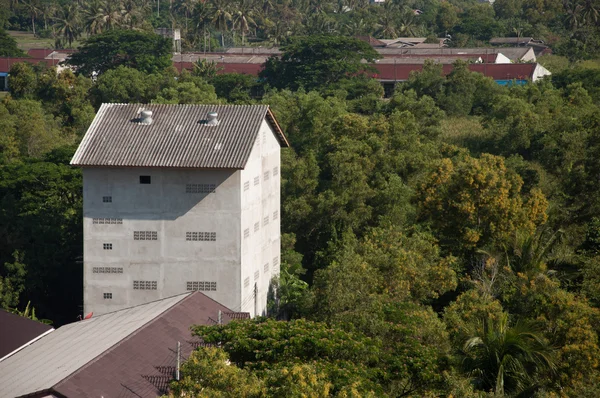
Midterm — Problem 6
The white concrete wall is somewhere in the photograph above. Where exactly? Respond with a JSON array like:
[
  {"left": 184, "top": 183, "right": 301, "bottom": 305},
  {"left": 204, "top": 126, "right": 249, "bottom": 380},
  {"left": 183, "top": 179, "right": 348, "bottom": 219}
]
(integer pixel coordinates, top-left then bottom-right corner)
[
  {"left": 494, "top": 52, "right": 512, "bottom": 64},
  {"left": 240, "top": 120, "right": 281, "bottom": 317},
  {"left": 83, "top": 121, "right": 282, "bottom": 317},
  {"left": 83, "top": 167, "right": 242, "bottom": 315},
  {"left": 532, "top": 63, "right": 552, "bottom": 81}
]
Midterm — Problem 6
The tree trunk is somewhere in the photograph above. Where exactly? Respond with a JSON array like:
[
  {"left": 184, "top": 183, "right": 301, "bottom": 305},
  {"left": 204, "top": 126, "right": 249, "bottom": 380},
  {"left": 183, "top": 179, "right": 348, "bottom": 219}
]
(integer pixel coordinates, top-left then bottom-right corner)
[{"left": 32, "top": 15, "right": 36, "bottom": 35}]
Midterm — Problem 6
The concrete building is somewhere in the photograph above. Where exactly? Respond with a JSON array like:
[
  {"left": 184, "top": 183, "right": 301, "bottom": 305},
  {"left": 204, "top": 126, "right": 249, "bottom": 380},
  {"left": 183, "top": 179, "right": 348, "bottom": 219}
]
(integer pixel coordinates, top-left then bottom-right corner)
[{"left": 71, "top": 104, "right": 289, "bottom": 317}]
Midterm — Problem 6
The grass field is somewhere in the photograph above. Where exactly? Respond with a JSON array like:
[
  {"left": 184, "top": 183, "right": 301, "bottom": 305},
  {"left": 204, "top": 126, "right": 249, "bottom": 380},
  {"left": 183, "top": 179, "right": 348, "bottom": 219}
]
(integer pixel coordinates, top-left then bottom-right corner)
[{"left": 8, "top": 30, "right": 55, "bottom": 51}]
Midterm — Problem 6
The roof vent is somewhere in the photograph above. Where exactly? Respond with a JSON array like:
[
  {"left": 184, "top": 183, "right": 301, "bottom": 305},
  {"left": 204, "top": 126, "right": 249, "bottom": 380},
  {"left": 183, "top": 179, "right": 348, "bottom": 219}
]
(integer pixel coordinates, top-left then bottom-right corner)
[
  {"left": 207, "top": 112, "right": 219, "bottom": 126},
  {"left": 140, "top": 109, "right": 153, "bottom": 125}
]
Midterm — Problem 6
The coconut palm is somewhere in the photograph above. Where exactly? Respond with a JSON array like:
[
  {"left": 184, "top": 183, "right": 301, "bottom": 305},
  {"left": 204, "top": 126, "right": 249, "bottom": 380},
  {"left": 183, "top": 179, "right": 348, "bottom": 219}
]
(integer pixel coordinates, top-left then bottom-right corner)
[
  {"left": 22, "top": 0, "right": 40, "bottom": 35},
  {"left": 176, "top": 0, "right": 197, "bottom": 33},
  {"left": 231, "top": 0, "right": 256, "bottom": 45},
  {"left": 461, "top": 313, "right": 556, "bottom": 395},
  {"left": 208, "top": 0, "right": 231, "bottom": 47},
  {"left": 374, "top": 6, "right": 398, "bottom": 38},
  {"left": 54, "top": 3, "right": 82, "bottom": 47},
  {"left": 209, "top": 0, "right": 231, "bottom": 31},
  {"left": 84, "top": 0, "right": 107, "bottom": 34}
]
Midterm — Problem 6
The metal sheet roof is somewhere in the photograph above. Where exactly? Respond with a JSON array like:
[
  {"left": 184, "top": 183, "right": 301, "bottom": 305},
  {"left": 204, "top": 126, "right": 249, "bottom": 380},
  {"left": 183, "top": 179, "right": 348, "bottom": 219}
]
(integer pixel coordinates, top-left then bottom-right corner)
[
  {"left": 71, "top": 104, "right": 288, "bottom": 169},
  {"left": 0, "top": 293, "right": 191, "bottom": 398}
]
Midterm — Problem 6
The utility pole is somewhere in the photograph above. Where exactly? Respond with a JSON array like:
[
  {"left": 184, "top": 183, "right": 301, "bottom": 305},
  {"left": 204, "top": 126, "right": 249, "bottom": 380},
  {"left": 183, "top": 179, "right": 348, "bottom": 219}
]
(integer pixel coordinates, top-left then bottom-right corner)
[
  {"left": 176, "top": 341, "right": 180, "bottom": 381},
  {"left": 254, "top": 283, "right": 258, "bottom": 318}
]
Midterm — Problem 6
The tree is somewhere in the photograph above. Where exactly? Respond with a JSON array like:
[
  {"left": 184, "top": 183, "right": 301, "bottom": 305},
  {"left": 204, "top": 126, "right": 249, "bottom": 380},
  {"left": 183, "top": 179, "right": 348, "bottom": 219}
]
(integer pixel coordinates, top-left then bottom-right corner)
[
  {"left": 417, "top": 153, "right": 548, "bottom": 252},
  {"left": 66, "top": 29, "right": 172, "bottom": 76},
  {"left": 460, "top": 312, "right": 556, "bottom": 395},
  {"left": 259, "top": 35, "right": 379, "bottom": 91},
  {"left": 0, "top": 28, "right": 25, "bottom": 56},
  {"left": 54, "top": 3, "right": 81, "bottom": 48}
]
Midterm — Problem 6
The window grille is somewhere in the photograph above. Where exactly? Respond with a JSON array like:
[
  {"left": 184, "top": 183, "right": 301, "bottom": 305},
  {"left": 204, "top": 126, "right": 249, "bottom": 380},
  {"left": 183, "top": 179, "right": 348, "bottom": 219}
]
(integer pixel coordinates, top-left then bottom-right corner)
[
  {"left": 264, "top": 263, "right": 269, "bottom": 273},
  {"left": 186, "top": 232, "right": 216, "bottom": 241},
  {"left": 93, "top": 267, "right": 123, "bottom": 274},
  {"left": 139, "top": 176, "right": 151, "bottom": 184},
  {"left": 92, "top": 218, "right": 123, "bottom": 225},
  {"left": 273, "top": 257, "right": 279, "bottom": 267},
  {"left": 273, "top": 210, "right": 278, "bottom": 220},
  {"left": 103, "top": 293, "right": 112, "bottom": 299},
  {"left": 273, "top": 166, "right": 279, "bottom": 176},
  {"left": 244, "top": 228, "right": 250, "bottom": 239},
  {"left": 186, "top": 281, "right": 217, "bottom": 291},
  {"left": 133, "top": 280, "right": 157, "bottom": 290},
  {"left": 244, "top": 277, "right": 250, "bottom": 288},
  {"left": 254, "top": 270, "right": 260, "bottom": 280},
  {"left": 102, "top": 196, "right": 112, "bottom": 203},
  {"left": 254, "top": 176, "right": 259, "bottom": 186},
  {"left": 186, "top": 184, "right": 216, "bottom": 194},
  {"left": 133, "top": 231, "right": 158, "bottom": 240},
  {"left": 103, "top": 243, "right": 113, "bottom": 250},
  {"left": 244, "top": 181, "right": 250, "bottom": 191},
  {"left": 263, "top": 216, "right": 269, "bottom": 226},
  {"left": 264, "top": 171, "right": 270, "bottom": 181},
  {"left": 254, "top": 222, "right": 259, "bottom": 232}
]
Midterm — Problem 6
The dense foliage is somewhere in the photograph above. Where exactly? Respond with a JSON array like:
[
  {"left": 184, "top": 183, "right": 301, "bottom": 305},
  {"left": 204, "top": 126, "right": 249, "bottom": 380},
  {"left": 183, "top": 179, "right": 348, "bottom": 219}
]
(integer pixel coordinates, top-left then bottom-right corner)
[
  {"left": 4, "top": 31, "right": 600, "bottom": 395},
  {"left": 3, "top": 0, "right": 600, "bottom": 60}
]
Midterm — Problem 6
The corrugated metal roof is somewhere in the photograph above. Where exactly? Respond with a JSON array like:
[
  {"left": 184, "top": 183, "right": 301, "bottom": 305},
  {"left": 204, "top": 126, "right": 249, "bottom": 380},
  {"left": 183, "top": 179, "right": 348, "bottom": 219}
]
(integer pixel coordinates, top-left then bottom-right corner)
[
  {"left": 71, "top": 104, "right": 288, "bottom": 169},
  {"left": 0, "top": 293, "right": 191, "bottom": 398}
]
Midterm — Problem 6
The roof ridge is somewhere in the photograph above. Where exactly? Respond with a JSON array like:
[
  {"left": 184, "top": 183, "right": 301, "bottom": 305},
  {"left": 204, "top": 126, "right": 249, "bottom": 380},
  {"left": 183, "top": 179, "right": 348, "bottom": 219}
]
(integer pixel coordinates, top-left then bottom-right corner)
[{"left": 82, "top": 292, "right": 192, "bottom": 321}]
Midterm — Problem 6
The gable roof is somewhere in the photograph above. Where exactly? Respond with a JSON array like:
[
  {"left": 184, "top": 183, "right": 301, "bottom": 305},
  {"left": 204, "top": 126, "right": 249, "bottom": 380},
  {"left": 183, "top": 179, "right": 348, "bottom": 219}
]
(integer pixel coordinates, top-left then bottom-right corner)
[
  {"left": 71, "top": 104, "right": 289, "bottom": 169},
  {"left": 0, "top": 310, "right": 54, "bottom": 361},
  {"left": 0, "top": 292, "right": 245, "bottom": 398}
]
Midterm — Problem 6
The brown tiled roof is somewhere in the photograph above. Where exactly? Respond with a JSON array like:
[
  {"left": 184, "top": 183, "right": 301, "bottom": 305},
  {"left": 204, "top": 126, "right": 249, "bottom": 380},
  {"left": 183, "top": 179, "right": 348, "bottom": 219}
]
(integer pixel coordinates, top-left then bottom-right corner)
[
  {"left": 372, "top": 63, "right": 538, "bottom": 81},
  {"left": 71, "top": 104, "right": 289, "bottom": 169},
  {"left": 0, "top": 292, "right": 249, "bottom": 397},
  {"left": 0, "top": 310, "right": 53, "bottom": 360}
]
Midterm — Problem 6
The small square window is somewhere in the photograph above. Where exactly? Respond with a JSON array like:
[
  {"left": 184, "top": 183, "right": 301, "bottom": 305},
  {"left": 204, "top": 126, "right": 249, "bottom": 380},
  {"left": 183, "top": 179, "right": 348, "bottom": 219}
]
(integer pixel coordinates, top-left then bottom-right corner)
[
  {"left": 139, "top": 176, "right": 151, "bottom": 184},
  {"left": 244, "top": 277, "right": 250, "bottom": 287},
  {"left": 244, "top": 181, "right": 250, "bottom": 191},
  {"left": 102, "top": 196, "right": 112, "bottom": 203},
  {"left": 273, "top": 210, "right": 278, "bottom": 220},
  {"left": 103, "top": 243, "right": 112, "bottom": 250},
  {"left": 273, "top": 166, "right": 279, "bottom": 176},
  {"left": 264, "top": 263, "right": 269, "bottom": 273},
  {"left": 244, "top": 228, "right": 250, "bottom": 239},
  {"left": 263, "top": 216, "right": 269, "bottom": 226},
  {"left": 254, "top": 176, "right": 259, "bottom": 186},
  {"left": 264, "top": 171, "right": 270, "bottom": 181},
  {"left": 273, "top": 256, "right": 279, "bottom": 266},
  {"left": 254, "top": 270, "right": 260, "bottom": 280},
  {"left": 254, "top": 222, "right": 259, "bottom": 232},
  {"left": 103, "top": 293, "right": 112, "bottom": 299}
]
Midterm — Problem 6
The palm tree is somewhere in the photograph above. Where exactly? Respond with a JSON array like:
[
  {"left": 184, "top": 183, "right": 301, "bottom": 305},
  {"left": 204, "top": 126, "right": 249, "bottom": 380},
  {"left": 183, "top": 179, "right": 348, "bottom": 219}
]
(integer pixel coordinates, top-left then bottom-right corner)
[
  {"left": 22, "top": 0, "right": 40, "bottom": 35},
  {"left": 461, "top": 313, "right": 556, "bottom": 395},
  {"left": 231, "top": 0, "right": 256, "bottom": 45},
  {"left": 176, "top": 0, "right": 197, "bottom": 33},
  {"left": 54, "top": 3, "right": 82, "bottom": 48},
  {"left": 84, "top": 0, "right": 108, "bottom": 34},
  {"left": 208, "top": 0, "right": 231, "bottom": 47},
  {"left": 375, "top": 7, "right": 397, "bottom": 38},
  {"left": 121, "top": 0, "right": 145, "bottom": 29},
  {"left": 39, "top": 1, "right": 58, "bottom": 31}
]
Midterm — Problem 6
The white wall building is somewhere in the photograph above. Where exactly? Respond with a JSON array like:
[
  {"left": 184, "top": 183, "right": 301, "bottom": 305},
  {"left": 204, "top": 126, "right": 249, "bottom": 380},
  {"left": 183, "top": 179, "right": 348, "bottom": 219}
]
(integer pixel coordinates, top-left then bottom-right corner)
[{"left": 71, "top": 104, "right": 289, "bottom": 317}]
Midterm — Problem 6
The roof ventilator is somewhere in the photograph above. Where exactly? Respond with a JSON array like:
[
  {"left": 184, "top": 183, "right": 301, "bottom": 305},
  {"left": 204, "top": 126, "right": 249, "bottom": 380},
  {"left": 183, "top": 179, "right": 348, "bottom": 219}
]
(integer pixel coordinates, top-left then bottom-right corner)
[
  {"left": 139, "top": 109, "right": 153, "bottom": 125},
  {"left": 207, "top": 112, "right": 220, "bottom": 126}
]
